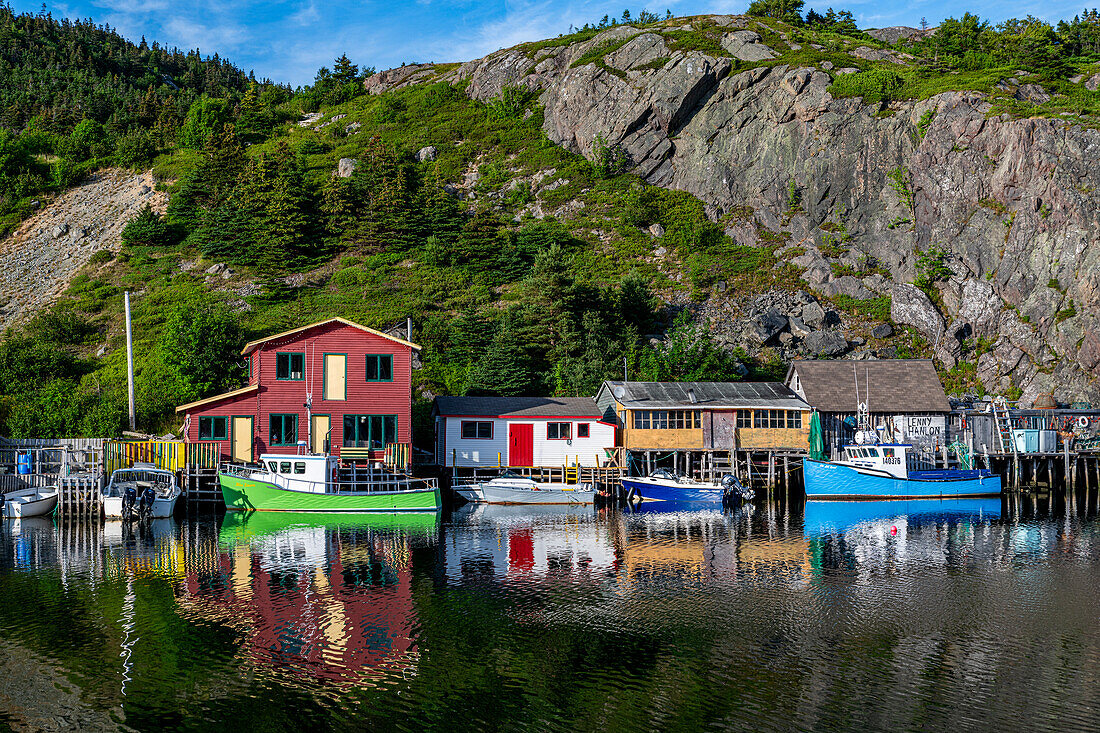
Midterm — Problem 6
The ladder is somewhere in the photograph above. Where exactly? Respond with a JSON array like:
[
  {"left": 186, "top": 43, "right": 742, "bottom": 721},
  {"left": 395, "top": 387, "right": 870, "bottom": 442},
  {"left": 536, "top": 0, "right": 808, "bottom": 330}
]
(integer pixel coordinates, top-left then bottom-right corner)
[{"left": 992, "top": 397, "right": 1013, "bottom": 454}]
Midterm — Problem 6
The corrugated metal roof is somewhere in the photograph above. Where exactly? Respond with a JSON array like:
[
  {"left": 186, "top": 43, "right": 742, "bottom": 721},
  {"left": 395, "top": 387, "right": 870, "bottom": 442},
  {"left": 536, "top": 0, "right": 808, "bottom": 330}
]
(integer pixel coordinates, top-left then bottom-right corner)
[
  {"left": 786, "top": 359, "right": 950, "bottom": 413},
  {"left": 433, "top": 396, "right": 604, "bottom": 418},
  {"left": 599, "top": 381, "right": 809, "bottom": 410}
]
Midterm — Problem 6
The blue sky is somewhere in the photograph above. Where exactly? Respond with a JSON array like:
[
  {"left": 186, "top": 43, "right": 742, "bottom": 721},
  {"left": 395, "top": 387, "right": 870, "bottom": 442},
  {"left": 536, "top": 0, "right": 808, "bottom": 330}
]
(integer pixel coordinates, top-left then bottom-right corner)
[{"left": 22, "top": 0, "right": 1095, "bottom": 86}]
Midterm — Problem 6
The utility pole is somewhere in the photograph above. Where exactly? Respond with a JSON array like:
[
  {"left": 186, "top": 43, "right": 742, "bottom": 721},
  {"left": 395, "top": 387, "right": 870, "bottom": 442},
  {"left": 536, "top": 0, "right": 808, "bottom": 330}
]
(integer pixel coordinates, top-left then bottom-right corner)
[{"left": 125, "top": 291, "right": 136, "bottom": 431}]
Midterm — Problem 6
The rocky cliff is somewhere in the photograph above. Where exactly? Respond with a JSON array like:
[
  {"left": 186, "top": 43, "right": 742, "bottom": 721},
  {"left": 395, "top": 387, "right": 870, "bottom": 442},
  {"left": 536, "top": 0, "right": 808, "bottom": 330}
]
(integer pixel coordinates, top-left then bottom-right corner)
[{"left": 368, "top": 15, "right": 1100, "bottom": 404}]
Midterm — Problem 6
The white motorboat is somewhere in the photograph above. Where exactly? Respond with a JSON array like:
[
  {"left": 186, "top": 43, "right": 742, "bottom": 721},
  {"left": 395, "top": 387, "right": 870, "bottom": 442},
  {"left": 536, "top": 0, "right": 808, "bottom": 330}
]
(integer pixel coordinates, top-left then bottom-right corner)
[
  {"left": 2, "top": 486, "right": 59, "bottom": 518},
  {"left": 103, "top": 463, "right": 181, "bottom": 519},
  {"left": 455, "top": 473, "right": 595, "bottom": 505}
]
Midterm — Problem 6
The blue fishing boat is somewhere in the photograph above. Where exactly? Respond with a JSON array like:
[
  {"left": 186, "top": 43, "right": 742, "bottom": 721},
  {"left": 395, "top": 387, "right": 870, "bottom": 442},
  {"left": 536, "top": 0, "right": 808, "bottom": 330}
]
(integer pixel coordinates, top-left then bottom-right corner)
[
  {"left": 621, "top": 470, "right": 753, "bottom": 505},
  {"left": 804, "top": 442, "right": 1001, "bottom": 499}
]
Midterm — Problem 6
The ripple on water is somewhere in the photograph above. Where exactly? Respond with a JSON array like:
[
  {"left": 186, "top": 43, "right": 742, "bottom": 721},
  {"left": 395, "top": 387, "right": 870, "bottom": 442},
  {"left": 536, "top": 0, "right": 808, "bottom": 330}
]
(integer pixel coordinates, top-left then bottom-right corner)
[{"left": 3, "top": 499, "right": 1100, "bottom": 729}]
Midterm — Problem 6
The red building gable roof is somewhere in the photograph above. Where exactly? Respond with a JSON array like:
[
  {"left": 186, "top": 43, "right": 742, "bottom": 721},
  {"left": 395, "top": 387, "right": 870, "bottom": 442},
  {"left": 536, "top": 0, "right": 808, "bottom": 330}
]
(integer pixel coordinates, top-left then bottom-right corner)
[{"left": 240, "top": 317, "right": 420, "bottom": 356}]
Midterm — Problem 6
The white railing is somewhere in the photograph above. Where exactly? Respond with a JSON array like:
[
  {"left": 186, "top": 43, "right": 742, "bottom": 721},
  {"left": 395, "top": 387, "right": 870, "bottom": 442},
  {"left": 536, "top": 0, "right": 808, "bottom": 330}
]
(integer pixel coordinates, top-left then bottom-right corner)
[{"left": 219, "top": 462, "right": 437, "bottom": 494}]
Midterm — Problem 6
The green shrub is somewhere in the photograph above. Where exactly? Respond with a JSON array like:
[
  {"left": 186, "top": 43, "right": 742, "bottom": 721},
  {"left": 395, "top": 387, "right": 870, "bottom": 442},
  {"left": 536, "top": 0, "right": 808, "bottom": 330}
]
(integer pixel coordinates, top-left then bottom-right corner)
[{"left": 121, "top": 204, "right": 176, "bottom": 248}]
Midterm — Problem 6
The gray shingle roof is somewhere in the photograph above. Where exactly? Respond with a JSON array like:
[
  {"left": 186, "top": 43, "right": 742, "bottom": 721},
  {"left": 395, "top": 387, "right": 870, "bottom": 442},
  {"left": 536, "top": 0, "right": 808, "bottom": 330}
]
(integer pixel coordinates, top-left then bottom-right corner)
[
  {"left": 787, "top": 359, "right": 950, "bottom": 413},
  {"left": 600, "top": 381, "right": 809, "bottom": 410},
  {"left": 433, "top": 396, "right": 603, "bottom": 418}
]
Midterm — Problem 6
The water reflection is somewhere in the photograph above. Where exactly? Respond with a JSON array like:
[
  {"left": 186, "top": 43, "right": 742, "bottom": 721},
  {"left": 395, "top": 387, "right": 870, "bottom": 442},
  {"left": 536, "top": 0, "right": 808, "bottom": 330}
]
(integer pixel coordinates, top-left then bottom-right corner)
[{"left": 5, "top": 494, "right": 1100, "bottom": 729}]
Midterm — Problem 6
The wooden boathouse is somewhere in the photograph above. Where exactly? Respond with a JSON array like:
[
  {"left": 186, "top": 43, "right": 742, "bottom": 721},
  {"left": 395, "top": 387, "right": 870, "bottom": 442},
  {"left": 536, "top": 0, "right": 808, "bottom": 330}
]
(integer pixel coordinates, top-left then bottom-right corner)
[
  {"left": 595, "top": 380, "right": 811, "bottom": 487},
  {"left": 786, "top": 359, "right": 950, "bottom": 459}
]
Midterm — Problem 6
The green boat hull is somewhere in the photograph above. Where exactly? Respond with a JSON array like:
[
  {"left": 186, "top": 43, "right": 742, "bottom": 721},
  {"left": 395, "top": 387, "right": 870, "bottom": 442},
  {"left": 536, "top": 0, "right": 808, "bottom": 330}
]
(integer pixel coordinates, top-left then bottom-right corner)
[
  {"left": 218, "top": 473, "right": 441, "bottom": 513},
  {"left": 218, "top": 510, "right": 439, "bottom": 549}
]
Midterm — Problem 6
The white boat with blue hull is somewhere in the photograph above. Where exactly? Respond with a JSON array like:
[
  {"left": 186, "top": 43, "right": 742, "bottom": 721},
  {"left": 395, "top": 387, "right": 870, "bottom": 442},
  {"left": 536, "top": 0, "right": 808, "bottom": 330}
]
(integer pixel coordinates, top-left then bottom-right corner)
[
  {"left": 621, "top": 470, "right": 754, "bottom": 505},
  {"left": 804, "top": 443, "right": 1001, "bottom": 499}
]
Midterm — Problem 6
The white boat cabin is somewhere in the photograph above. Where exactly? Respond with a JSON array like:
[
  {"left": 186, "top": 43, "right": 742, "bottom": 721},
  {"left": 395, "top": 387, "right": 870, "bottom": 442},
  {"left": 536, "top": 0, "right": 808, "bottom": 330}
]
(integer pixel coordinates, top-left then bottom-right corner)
[
  {"left": 838, "top": 444, "right": 935, "bottom": 478},
  {"left": 255, "top": 454, "right": 338, "bottom": 494}
]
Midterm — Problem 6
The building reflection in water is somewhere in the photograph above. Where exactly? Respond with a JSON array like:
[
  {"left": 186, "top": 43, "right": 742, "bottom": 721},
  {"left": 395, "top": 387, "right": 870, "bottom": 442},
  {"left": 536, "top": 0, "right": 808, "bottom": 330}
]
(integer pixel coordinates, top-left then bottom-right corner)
[{"left": 176, "top": 512, "right": 439, "bottom": 687}]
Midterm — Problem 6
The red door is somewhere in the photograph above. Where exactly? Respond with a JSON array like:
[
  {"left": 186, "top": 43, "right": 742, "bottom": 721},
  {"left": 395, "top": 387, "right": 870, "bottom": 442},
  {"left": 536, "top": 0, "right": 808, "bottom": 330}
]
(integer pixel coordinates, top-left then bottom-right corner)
[{"left": 509, "top": 424, "right": 533, "bottom": 467}]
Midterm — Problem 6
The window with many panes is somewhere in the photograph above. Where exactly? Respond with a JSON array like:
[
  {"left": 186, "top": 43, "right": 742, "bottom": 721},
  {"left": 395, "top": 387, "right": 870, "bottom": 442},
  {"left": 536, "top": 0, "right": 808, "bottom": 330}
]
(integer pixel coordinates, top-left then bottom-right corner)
[
  {"left": 736, "top": 411, "right": 752, "bottom": 428},
  {"left": 199, "top": 416, "right": 228, "bottom": 440},
  {"left": 269, "top": 414, "right": 298, "bottom": 446},
  {"left": 365, "top": 354, "right": 393, "bottom": 382},
  {"left": 343, "top": 415, "right": 397, "bottom": 449},
  {"left": 745, "top": 410, "right": 803, "bottom": 429},
  {"left": 631, "top": 410, "right": 702, "bottom": 430},
  {"left": 547, "top": 422, "right": 571, "bottom": 440},
  {"left": 276, "top": 353, "right": 304, "bottom": 380},
  {"left": 461, "top": 421, "right": 493, "bottom": 439}
]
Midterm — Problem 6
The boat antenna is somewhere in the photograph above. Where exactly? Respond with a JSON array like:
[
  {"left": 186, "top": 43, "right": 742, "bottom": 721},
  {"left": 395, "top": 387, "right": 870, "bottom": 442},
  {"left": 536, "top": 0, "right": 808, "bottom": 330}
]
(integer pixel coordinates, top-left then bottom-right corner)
[{"left": 853, "top": 363, "right": 860, "bottom": 411}]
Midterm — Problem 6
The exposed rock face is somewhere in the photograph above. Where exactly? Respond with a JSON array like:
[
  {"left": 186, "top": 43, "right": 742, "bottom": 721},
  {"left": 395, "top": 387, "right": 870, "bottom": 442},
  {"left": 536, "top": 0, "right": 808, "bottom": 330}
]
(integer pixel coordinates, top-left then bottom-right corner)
[
  {"left": 337, "top": 158, "right": 357, "bottom": 178},
  {"left": 0, "top": 169, "right": 167, "bottom": 330},
  {"left": 371, "top": 16, "right": 1100, "bottom": 401}
]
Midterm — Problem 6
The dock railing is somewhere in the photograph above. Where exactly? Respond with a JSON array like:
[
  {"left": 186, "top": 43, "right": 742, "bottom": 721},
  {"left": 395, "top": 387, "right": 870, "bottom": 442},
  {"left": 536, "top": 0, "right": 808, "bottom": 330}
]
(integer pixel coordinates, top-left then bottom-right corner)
[{"left": 105, "top": 440, "right": 220, "bottom": 474}]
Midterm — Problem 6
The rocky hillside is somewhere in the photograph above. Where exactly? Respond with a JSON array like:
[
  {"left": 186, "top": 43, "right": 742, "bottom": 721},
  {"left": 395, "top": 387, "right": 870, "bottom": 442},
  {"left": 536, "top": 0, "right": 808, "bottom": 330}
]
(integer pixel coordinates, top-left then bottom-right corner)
[
  {"left": 366, "top": 14, "right": 1100, "bottom": 404},
  {"left": 0, "top": 170, "right": 166, "bottom": 329}
]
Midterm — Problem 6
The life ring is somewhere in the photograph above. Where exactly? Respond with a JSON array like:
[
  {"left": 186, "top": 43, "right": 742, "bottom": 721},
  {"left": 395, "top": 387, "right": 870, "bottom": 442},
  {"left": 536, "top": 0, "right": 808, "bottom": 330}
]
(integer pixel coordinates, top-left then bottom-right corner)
[{"left": 1077, "top": 416, "right": 1090, "bottom": 429}]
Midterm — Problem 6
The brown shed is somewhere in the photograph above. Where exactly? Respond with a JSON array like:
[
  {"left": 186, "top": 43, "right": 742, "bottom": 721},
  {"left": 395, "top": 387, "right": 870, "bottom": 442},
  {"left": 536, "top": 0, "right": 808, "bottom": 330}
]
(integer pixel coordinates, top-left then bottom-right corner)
[{"left": 785, "top": 359, "right": 951, "bottom": 456}]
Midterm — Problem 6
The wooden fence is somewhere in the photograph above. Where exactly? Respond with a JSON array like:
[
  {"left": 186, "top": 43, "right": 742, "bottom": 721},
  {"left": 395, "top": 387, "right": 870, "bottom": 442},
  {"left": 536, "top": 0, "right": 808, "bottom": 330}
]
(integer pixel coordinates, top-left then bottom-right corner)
[{"left": 105, "top": 440, "right": 220, "bottom": 473}]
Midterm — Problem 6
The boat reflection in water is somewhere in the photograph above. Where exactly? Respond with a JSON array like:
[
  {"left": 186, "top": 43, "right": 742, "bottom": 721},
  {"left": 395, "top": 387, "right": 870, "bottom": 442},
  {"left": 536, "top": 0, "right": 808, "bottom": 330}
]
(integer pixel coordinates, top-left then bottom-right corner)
[
  {"left": 804, "top": 497, "right": 1002, "bottom": 537},
  {"left": 177, "top": 511, "right": 439, "bottom": 688}
]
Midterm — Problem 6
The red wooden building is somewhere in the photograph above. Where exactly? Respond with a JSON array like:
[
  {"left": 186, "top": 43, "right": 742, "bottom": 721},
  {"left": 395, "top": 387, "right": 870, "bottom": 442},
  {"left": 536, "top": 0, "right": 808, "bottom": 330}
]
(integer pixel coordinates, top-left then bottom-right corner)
[{"left": 175, "top": 318, "right": 419, "bottom": 464}]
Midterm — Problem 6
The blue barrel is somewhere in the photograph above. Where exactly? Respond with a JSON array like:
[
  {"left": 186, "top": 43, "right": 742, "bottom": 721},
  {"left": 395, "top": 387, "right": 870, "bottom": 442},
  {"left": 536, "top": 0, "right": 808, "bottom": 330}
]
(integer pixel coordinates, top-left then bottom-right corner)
[{"left": 16, "top": 452, "right": 32, "bottom": 475}]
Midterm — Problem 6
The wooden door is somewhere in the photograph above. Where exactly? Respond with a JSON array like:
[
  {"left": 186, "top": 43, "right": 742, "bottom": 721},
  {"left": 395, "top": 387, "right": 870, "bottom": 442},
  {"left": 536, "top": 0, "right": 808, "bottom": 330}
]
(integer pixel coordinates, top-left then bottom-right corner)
[
  {"left": 324, "top": 354, "right": 346, "bottom": 400},
  {"left": 509, "top": 423, "right": 533, "bottom": 467},
  {"left": 231, "top": 417, "right": 253, "bottom": 463},
  {"left": 311, "top": 415, "right": 330, "bottom": 454}
]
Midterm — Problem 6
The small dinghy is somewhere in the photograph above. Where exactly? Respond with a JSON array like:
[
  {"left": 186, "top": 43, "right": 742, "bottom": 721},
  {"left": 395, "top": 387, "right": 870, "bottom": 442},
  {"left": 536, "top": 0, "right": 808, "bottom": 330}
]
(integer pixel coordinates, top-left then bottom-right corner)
[{"left": 2, "top": 486, "right": 59, "bottom": 518}]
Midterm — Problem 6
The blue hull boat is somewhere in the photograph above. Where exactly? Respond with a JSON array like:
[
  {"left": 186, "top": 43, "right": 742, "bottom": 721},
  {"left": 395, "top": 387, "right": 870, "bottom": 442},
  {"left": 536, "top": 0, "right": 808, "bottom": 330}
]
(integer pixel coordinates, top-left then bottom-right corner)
[
  {"left": 621, "top": 476, "right": 724, "bottom": 503},
  {"left": 803, "top": 458, "right": 1002, "bottom": 499}
]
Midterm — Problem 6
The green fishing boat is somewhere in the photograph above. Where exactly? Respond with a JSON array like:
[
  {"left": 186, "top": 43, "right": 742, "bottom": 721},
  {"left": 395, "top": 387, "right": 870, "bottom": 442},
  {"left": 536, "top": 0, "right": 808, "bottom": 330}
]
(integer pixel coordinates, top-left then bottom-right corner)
[{"left": 219, "top": 454, "right": 441, "bottom": 513}]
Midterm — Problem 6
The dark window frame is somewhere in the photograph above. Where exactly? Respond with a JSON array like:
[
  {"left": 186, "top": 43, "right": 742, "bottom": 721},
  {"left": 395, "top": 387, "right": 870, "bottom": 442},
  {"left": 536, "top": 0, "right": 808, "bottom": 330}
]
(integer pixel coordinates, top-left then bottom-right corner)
[
  {"left": 343, "top": 414, "right": 398, "bottom": 449},
  {"left": 547, "top": 422, "right": 572, "bottom": 440},
  {"left": 365, "top": 354, "right": 394, "bottom": 382},
  {"left": 461, "top": 420, "right": 493, "bottom": 439},
  {"left": 275, "top": 352, "right": 305, "bottom": 381},
  {"left": 198, "top": 416, "right": 228, "bottom": 441},
  {"left": 269, "top": 414, "right": 299, "bottom": 446}
]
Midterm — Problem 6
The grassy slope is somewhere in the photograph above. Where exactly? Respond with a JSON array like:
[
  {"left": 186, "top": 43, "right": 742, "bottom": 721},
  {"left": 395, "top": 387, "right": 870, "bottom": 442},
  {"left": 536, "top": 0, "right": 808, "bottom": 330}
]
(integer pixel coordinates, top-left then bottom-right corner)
[{"left": 27, "top": 13, "right": 1098, "bottom": 434}]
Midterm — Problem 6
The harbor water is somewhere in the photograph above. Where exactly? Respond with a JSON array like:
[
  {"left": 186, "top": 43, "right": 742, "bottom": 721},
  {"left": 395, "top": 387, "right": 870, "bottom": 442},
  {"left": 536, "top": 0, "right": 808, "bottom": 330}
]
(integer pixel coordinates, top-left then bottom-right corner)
[{"left": 2, "top": 496, "right": 1100, "bottom": 731}]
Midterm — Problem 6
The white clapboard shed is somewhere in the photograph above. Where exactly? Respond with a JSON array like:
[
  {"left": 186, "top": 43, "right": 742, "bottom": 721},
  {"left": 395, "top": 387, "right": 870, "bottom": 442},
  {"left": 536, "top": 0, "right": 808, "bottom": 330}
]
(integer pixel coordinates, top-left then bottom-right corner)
[{"left": 432, "top": 396, "right": 616, "bottom": 468}]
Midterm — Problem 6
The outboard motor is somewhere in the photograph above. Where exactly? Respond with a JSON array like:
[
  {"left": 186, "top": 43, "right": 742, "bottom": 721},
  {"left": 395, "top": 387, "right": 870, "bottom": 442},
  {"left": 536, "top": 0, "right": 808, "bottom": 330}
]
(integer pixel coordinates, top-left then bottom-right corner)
[
  {"left": 721, "top": 474, "right": 754, "bottom": 506},
  {"left": 121, "top": 485, "right": 138, "bottom": 521},
  {"left": 138, "top": 485, "right": 157, "bottom": 520}
]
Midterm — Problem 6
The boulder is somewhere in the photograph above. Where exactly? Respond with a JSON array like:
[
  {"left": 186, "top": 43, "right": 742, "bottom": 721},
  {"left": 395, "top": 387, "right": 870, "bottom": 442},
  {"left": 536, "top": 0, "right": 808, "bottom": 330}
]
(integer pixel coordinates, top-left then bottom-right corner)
[
  {"left": 1087, "top": 73, "right": 1100, "bottom": 91},
  {"left": 818, "top": 275, "right": 873, "bottom": 299},
  {"left": 747, "top": 308, "right": 788, "bottom": 343},
  {"left": 891, "top": 283, "right": 944, "bottom": 342},
  {"left": 337, "top": 158, "right": 357, "bottom": 178},
  {"left": 788, "top": 315, "right": 812, "bottom": 338},
  {"left": 416, "top": 146, "right": 438, "bottom": 162},
  {"left": 720, "top": 30, "right": 776, "bottom": 62},
  {"left": 871, "top": 323, "right": 894, "bottom": 339},
  {"left": 804, "top": 330, "right": 848, "bottom": 356},
  {"left": 1014, "top": 84, "right": 1050, "bottom": 104},
  {"left": 52, "top": 224, "right": 69, "bottom": 238},
  {"left": 648, "top": 223, "right": 666, "bottom": 238},
  {"left": 801, "top": 301, "right": 827, "bottom": 328}
]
